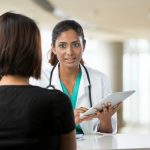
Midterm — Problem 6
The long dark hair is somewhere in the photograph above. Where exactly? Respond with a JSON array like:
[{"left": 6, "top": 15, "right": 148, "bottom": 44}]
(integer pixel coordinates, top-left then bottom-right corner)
[
  {"left": 0, "top": 12, "right": 42, "bottom": 79},
  {"left": 49, "top": 20, "right": 86, "bottom": 66}
]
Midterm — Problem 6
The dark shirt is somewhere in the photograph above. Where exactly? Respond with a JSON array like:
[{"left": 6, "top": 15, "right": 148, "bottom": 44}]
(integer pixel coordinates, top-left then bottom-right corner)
[{"left": 0, "top": 85, "right": 75, "bottom": 150}]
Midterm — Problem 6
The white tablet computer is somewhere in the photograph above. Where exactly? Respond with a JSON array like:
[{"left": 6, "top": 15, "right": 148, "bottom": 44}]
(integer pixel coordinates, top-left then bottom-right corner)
[{"left": 80, "top": 90, "right": 135, "bottom": 119}]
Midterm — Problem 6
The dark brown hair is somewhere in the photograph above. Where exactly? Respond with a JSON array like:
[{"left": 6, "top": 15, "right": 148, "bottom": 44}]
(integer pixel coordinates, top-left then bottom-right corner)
[
  {"left": 49, "top": 20, "right": 86, "bottom": 66},
  {"left": 0, "top": 12, "right": 42, "bottom": 79}
]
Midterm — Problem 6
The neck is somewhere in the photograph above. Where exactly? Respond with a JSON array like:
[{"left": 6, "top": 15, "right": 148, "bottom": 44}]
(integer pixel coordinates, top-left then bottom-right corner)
[
  {"left": 59, "top": 65, "right": 81, "bottom": 95},
  {"left": 0, "top": 75, "right": 29, "bottom": 85},
  {"left": 59, "top": 65, "right": 80, "bottom": 81}
]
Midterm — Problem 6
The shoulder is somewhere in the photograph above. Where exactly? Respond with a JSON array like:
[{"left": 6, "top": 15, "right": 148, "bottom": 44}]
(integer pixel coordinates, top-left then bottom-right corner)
[
  {"left": 82, "top": 65, "right": 112, "bottom": 97},
  {"left": 32, "top": 85, "right": 67, "bottom": 99},
  {"left": 31, "top": 86, "right": 71, "bottom": 107},
  {"left": 85, "top": 65, "right": 109, "bottom": 81}
]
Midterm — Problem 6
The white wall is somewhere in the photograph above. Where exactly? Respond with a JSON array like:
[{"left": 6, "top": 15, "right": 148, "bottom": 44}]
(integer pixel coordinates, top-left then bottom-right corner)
[{"left": 83, "top": 39, "right": 123, "bottom": 92}]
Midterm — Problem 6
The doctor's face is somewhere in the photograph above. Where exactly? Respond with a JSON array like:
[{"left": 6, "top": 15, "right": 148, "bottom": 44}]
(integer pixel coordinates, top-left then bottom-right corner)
[{"left": 52, "top": 29, "right": 85, "bottom": 69}]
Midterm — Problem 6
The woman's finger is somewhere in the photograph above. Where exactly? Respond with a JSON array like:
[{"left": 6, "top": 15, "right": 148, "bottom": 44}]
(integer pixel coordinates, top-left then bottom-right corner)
[{"left": 112, "top": 102, "right": 122, "bottom": 113}]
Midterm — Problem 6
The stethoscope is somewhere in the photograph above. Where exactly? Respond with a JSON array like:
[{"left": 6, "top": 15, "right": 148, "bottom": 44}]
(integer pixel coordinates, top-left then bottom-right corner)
[{"left": 46, "top": 63, "right": 93, "bottom": 107}]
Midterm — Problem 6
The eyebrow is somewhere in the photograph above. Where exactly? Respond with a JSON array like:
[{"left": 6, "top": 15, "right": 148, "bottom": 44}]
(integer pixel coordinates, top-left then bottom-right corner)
[
  {"left": 72, "top": 40, "right": 80, "bottom": 43},
  {"left": 58, "top": 42, "right": 66, "bottom": 44},
  {"left": 57, "top": 40, "right": 80, "bottom": 44}
]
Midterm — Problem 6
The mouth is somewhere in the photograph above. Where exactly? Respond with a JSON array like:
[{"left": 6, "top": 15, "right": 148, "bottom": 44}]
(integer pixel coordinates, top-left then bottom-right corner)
[{"left": 65, "top": 58, "right": 76, "bottom": 63}]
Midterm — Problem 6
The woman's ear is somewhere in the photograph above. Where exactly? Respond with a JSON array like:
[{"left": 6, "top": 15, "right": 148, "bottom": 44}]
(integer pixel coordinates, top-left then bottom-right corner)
[{"left": 51, "top": 44, "right": 56, "bottom": 55}]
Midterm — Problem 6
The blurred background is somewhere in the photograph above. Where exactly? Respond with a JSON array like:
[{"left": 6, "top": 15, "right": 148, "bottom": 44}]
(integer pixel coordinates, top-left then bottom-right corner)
[{"left": 1, "top": 0, "right": 150, "bottom": 133}]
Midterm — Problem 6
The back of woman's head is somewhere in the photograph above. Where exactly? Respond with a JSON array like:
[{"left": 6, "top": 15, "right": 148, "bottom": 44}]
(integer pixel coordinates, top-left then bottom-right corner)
[
  {"left": 0, "top": 12, "right": 41, "bottom": 79},
  {"left": 49, "top": 20, "right": 86, "bottom": 66}
]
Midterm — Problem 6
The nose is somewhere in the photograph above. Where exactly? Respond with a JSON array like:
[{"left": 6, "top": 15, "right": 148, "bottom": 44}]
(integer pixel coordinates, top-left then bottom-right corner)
[{"left": 66, "top": 45, "right": 74, "bottom": 55}]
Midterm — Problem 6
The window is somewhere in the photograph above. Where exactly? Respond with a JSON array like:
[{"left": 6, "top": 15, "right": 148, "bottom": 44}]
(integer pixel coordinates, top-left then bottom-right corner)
[{"left": 123, "top": 39, "right": 150, "bottom": 125}]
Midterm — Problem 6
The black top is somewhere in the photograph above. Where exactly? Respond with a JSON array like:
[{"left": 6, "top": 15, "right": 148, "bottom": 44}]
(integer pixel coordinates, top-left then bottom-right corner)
[{"left": 0, "top": 85, "right": 75, "bottom": 150}]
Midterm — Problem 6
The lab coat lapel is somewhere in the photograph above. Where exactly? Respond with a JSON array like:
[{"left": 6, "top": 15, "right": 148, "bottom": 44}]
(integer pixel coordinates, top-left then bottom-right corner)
[
  {"left": 76, "top": 65, "right": 90, "bottom": 107},
  {"left": 51, "top": 64, "right": 90, "bottom": 108}
]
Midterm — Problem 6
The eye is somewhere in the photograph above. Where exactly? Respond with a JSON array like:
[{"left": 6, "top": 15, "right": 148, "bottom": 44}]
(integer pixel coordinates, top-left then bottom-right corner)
[
  {"left": 73, "top": 42, "right": 80, "bottom": 48},
  {"left": 59, "top": 43, "right": 66, "bottom": 48}
]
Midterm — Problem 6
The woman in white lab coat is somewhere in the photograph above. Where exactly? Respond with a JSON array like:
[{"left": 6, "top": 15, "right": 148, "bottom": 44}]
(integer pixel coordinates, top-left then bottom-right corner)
[{"left": 30, "top": 20, "right": 121, "bottom": 134}]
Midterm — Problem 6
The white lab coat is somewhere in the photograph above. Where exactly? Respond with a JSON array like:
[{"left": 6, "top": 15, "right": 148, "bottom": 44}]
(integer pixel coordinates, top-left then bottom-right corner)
[{"left": 30, "top": 64, "right": 117, "bottom": 134}]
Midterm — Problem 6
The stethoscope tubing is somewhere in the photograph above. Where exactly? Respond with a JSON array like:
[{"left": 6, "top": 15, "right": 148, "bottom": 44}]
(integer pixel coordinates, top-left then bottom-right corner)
[{"left": 46, "top": 63, "right": 92, "bottom": 107}]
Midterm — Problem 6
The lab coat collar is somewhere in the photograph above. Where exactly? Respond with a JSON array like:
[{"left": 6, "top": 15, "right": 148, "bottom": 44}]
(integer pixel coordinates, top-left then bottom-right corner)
[
  {"left": 51, "top": 63, "right": 90, "bottom": 90},
  {"left": 76, "top": 64, "right": 90, "bottom": 107}
]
